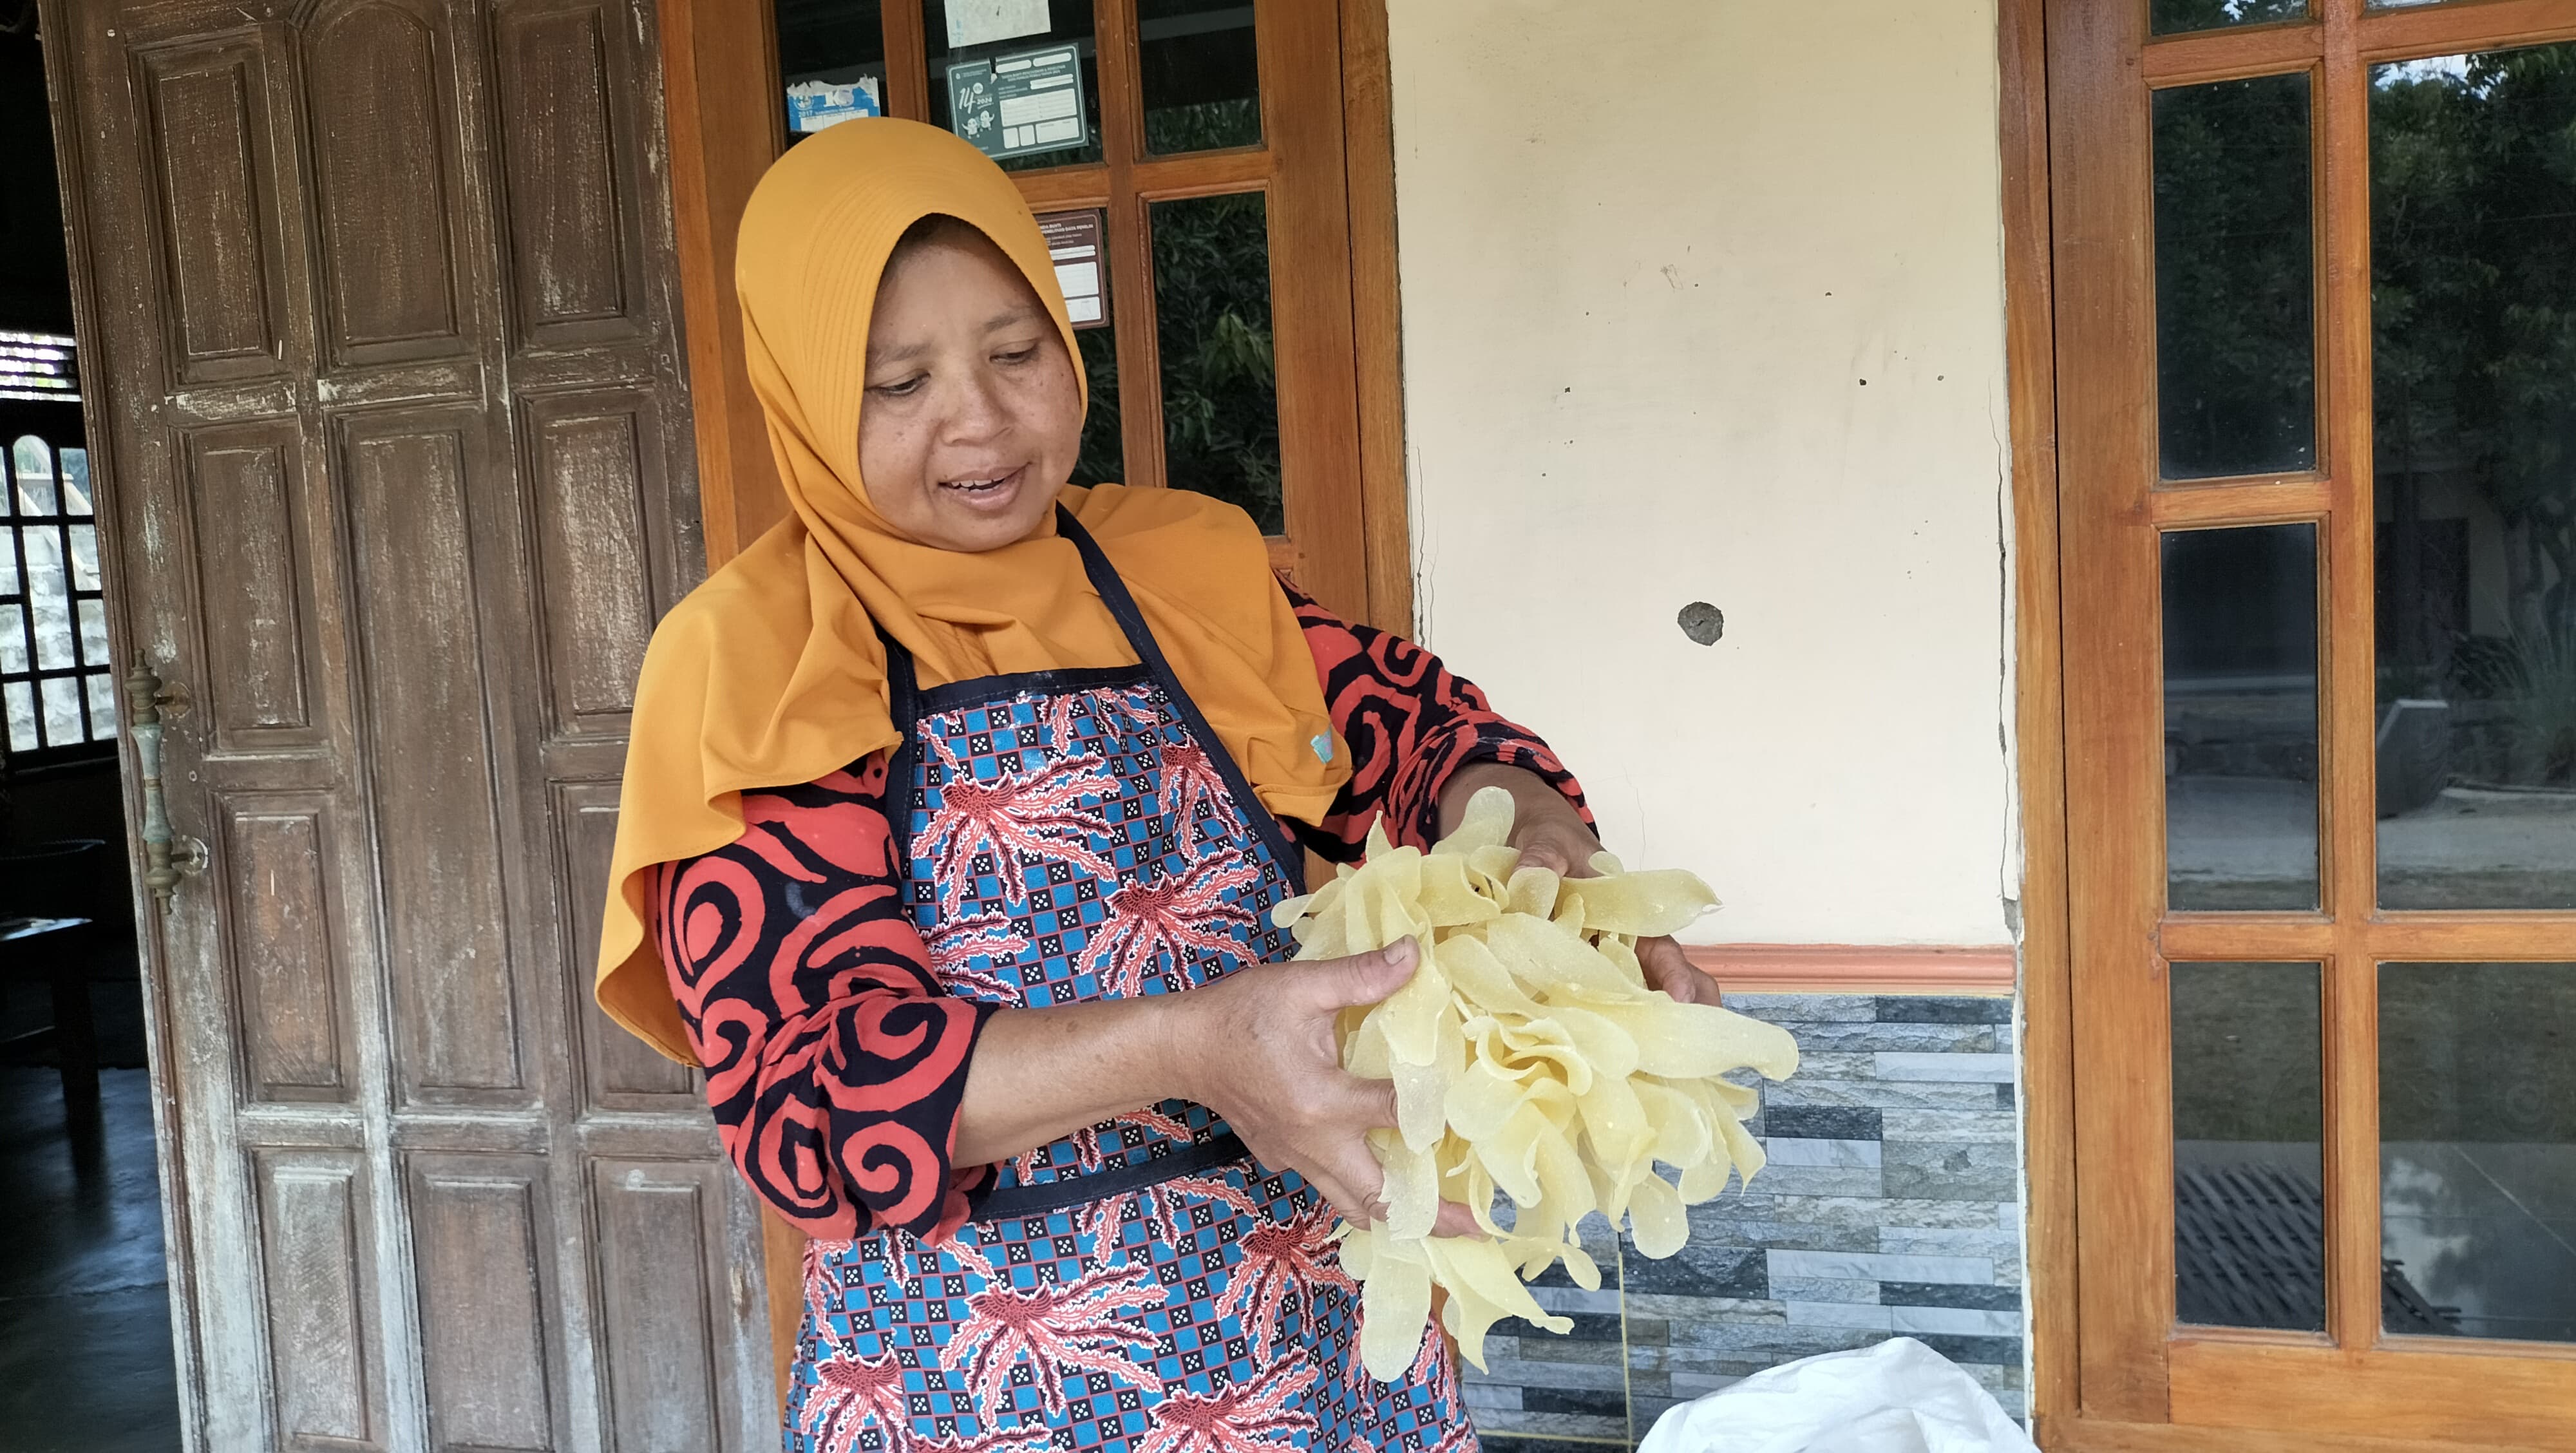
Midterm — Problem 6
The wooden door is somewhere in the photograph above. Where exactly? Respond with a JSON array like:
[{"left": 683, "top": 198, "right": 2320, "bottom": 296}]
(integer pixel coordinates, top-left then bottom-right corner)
[
  {"left": 661, "top": 0, "right": 1408, "bottom": 629},
  {"left": 42, "top": 0, "right": 776, "bottom": 1447},
  {"left": 2051, "top": 0, "right": 2576, "bottom": 1445}
]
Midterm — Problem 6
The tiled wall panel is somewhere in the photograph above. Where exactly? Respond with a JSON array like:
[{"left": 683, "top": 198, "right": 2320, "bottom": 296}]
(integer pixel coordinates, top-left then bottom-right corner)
[{"left": 1465, "top": 993, "right": 2027, "bottom": 1451}]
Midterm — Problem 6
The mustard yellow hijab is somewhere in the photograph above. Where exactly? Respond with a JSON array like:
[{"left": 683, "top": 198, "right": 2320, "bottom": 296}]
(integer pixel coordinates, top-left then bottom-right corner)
[{"left": 596, "top": 119, "right": 1349, "bottom": 1062}]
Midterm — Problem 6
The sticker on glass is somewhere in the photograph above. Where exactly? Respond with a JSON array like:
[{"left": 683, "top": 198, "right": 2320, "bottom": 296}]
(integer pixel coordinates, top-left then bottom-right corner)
[
  {"left": 786, "top": 76, "right": 882, "bottom": 134},
  {"left": 946, "top": 44, "right": 1085, "bottom": 162},
  {"left": 1036, "top": 209, "right": 1108, "bottom": 328},
  {"left": 945, "top": 0, "right": 1049, "bottom": 50}
]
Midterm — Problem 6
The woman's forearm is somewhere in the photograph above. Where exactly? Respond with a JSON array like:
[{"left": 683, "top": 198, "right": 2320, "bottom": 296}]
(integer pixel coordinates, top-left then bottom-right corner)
[{"left": 949, "top": 992, "right": 1204, "bottom": 1166}]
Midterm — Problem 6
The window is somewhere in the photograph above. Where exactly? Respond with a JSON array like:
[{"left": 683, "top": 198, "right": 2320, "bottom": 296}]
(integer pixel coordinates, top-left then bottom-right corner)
[
  {"left": 4, "top": 429, "right": 115, "bottom": 758},
  {"left": 668, "top": 0, "right": 1406, "bottom": 625}
]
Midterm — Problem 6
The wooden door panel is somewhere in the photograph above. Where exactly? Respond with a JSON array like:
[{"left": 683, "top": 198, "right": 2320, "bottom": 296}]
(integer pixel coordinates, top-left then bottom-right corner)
[
  {"left": 407, "top": 1154, "right": 571, "bottom": 1452},
  {"left": 137, "top": 40, "right": 293, "bottom": 381},
  {"left": 221, "top": 799, "right": 355, "bottom": 1103},
  {"left": 343, "top": 417, "right": 530, "bottom": 1103},
  {"left": 184, "top": 425, "right": 325, "bottom": 745},
  {"left": 49, "top": 0, "right": 769, "bottom": 1443},
  {"left": 556, "top": 779, "right": 699, "bottom": 1106},
  {"left": 524, "top": 392, "right": 668, "bottom": 735},
  {"left": 590, "top": 1159, "right": 744, "bottom": 1453},
  {"left": 304, "top": 1, "right": 469, "bottom": 360},
  {"left": 253, "top": 1148, "right": 391, "bottom": 1452},
  {"left": 492, "top": 0, "right": 648, "bottom": 341}
]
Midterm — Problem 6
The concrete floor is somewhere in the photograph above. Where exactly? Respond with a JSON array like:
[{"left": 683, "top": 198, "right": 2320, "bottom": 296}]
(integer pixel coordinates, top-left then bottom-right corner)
[{"left": 1, "top": 1056, "right": 182, "bottom": 1451}]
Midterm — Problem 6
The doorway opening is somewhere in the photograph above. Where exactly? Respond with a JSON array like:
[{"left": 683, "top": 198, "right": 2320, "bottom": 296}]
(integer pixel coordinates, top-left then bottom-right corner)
[{"left": 0, "top": 6, "right": 181, "bottom": 1450}]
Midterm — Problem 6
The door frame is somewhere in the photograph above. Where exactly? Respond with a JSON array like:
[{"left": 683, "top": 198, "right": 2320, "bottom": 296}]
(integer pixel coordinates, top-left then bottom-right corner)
[
  {"left": 654, "top": 0, "right": 1414, "bottom": 634},
  {"left": 2014, "top": 1, "right": 2576, "bottom": 1447}
]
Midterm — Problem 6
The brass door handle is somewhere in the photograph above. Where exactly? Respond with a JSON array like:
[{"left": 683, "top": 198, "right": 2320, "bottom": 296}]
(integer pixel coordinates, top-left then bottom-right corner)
[{"left": 124, "top": 660, "right": 199, "bottom": 906}]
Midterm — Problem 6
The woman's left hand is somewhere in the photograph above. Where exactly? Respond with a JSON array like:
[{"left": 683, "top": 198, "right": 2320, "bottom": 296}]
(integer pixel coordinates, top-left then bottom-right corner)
[{"left": 1438, "top": 763, "right": 1725, "bottom": 1007}]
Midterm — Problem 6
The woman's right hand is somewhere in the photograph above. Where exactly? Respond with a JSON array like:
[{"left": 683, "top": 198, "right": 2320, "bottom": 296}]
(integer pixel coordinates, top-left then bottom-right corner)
[{"left": 1171, "top": 938, "right": 1482, "bottom": 1237}]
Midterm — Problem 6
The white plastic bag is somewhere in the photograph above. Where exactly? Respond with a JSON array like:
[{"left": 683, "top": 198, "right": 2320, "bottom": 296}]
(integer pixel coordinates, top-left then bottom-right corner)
[{"left": 1636, "top": 1336, "right": 2038, "bottom": 1453}]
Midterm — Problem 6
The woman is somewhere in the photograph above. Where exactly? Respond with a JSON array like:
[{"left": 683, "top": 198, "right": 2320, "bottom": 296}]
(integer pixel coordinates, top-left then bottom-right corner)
[{"left": 594, "top": 119, "right": 1719, "bottom": 1452}]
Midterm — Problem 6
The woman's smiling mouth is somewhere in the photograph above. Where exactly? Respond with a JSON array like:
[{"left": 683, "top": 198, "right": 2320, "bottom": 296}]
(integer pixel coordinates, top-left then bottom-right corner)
[{"left": 939, "top": 464, "right": 1025, "bottom": 496}]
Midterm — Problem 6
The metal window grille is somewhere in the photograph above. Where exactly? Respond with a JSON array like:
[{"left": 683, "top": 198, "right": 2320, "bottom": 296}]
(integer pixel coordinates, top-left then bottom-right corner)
[{"left": 3, "top": 426, "right": 116, "bottom": 759}]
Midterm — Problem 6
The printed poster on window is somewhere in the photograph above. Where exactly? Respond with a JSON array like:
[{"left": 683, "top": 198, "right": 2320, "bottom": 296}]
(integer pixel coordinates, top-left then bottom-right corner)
[
  {"left": 1036, "top": 209, "right": 1108, "bottom": 328},
  {"left": 945, "top": 43, "right": 1086, "bottom": 162}
]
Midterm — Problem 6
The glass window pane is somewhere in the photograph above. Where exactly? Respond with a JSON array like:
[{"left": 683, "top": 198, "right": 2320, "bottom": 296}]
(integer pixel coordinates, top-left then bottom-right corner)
[
  {"left": 2372, "top": 42, "right": 2576, "bottom": 911},
  {"left": 58, "top": 447, "right": 89, "bottom": 517},
  {"left": 1152, "top": 191, "right": 1280, "bottom": 533},
  {"left": 85, "top": 670, "right": 116, "bottom": 739},
  {"left": 2164, "top": 525, "right": 2321, "bottom": 909},
  {"left": 39, "top": 674, "right": 83, "bottom": 748},
  {"left": 68, "top": 522, "right": 97, "bottom": 592},
  {"left": 2153, "top": 73, "right": 2318, "bottom": 480},
  {"left": 12, "top": 435, "right": 57, "bottom": 515},
  {"left": 1073, "top": 325, "right": 1124, "bottom": 487},
  {"left": 77, "top": 597, "right": 108, "bottom": 668},
  {"left": 2380, "top": 962, "right": 2576, "bottom": 1342},
  {"left": 923, "top": 0, "right": 1102, "bottom": 172},
  {"left": 2173, "top": 961, "right": 2325, "bottom": 1331},
  {"left": 1141, "top": 0, "right": 1260, "bottom": 155},
  {"left": 1, "top": 530, "right": 17, "bottom": 596},
  {"left": 0, "top": 603, "right": 26, "bottom": 674},
  {"left": 5, "top": 680, "right": 35, "bottom": 752},
  {"left": 777, "top": 0, "right": 885, "bottom": 142},
  {"left": 23, "top": 526, "right": 71, "bottom": 670},
  {"left": 2153, "top": 0, "right": 2306, "bottom": 35}
]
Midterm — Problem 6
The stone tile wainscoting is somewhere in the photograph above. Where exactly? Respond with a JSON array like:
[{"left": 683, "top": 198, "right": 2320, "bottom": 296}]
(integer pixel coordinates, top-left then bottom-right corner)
[{"left": 1461, "top": 993, "right": 2028, "bottom": 1451}]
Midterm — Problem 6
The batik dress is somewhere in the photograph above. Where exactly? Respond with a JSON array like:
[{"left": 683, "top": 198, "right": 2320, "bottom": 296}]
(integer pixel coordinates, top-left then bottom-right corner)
[{"left": 655, "top": 512, "right": 1584, "bottom": 1453}]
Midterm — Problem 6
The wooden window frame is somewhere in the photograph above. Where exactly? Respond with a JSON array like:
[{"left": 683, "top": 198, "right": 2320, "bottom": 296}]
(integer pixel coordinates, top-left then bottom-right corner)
[
  {"left": 655, "top": 0, "right": 1412, "bottom": 633},
  {"left": 2016, "top": 1, "right": 2576, "bottom": 1447}
]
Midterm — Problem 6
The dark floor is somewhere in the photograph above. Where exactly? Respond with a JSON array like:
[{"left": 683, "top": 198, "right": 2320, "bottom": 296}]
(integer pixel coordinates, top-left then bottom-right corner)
[{"left": 1, "top": 962, "right": 182, "bottom": 1452}]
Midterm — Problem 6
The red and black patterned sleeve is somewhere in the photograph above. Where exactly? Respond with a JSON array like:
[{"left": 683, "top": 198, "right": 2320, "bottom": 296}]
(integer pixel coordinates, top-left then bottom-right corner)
[
  {"left": 1283, "top": 580, "right": 1591, "bottom": 860},
  {"left": 653, "top": 753, "right": 995, "bottom": 1242}
]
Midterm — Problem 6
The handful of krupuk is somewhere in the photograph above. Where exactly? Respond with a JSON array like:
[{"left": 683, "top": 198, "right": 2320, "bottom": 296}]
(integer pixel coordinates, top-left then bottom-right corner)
[{"left": 1272, "top": 787, "right": 1799, "bottom": 1381}]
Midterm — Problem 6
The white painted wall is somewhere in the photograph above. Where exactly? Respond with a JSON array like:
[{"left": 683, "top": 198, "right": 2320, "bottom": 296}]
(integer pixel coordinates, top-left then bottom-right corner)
[{"left": 1385, "top": 0, "right": 2017, "bottom": 947}]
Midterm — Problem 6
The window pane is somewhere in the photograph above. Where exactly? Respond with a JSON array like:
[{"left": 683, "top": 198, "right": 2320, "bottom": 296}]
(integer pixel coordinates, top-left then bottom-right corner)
[
  {"left": 5, "top": 680, "right": 34, "bottom": 752},
  {"left": 923, "top": 0, "right": 1102, "bottom": 171},
  {"left": 39, "top": 674, "right": 83, "bottom": 748},
  {"left": 2380, "top": 962, "right": 2576, "bottom": 1342},
  {"left": 0, "top": 603, "right": 25, "bottom": 674},
  {"left": 777, "top": 0, "right": 885, "bottom": 140},
  {"left": 77, "top": 597, "right": 108, "bottom": 668},
  {"left": 2153, "top": 73, "right": 2318, "bottom": 480},
  {"left": 23, "top": 526, "right": 72, "bottom": 670},
  {"left": 2372, "top": 43, "right": 2576, "bottom": 911},
  {"left": 2152, "top": 0, "right": 2306, "bottom": 35},
  {"left": 1152, "top": 191, "right": 1280, "bottom": 533},
  {"left": 68, "top": 522, "right": 97, "bottom": 592},
  {"left": 1073, "top": 325, "right": 1124, "bottom": 487},
  {"left": 1141, "top": 0, "right": 1260, "bottom": 155},
  {"left": 2173, "top": 961, "right": 2325, "bottom": 1331},
  {"left": 12, "top": 435, "right": 57, "bottom": 515},
  {"left": 85, "top": 670, "right": 116, "bottom": 739},
  {"left": 58, "top": 447, "right": 89, "bottom": 517},
  {"left": 2164, "top": 526, "right": 2321, "bottom": 909}
]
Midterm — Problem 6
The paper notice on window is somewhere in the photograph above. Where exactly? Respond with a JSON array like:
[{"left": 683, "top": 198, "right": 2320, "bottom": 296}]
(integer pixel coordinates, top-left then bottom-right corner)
[
  {"left": 945, "top": 44, "right": 1087, "bottom": 162},
  {"left": 785, "top": 76, "right": 882, "bottom": 133},
  {"left": 1036, "top": 209, "right": 1108, "bottom": 328},
  {"left": 945, "top": 0, "right": 1048, "bottom": 50}
]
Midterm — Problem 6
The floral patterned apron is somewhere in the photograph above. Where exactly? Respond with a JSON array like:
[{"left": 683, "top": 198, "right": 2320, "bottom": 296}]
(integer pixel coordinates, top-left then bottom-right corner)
[{"left": 782, "top": 509, "right": 1472, "bottom": 1453}]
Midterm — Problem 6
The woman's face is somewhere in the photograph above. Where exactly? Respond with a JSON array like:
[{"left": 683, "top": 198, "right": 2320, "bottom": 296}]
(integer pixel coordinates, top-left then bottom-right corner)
[{"left": 857, "top": 225, "right": 1084, "bottom": 551}]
